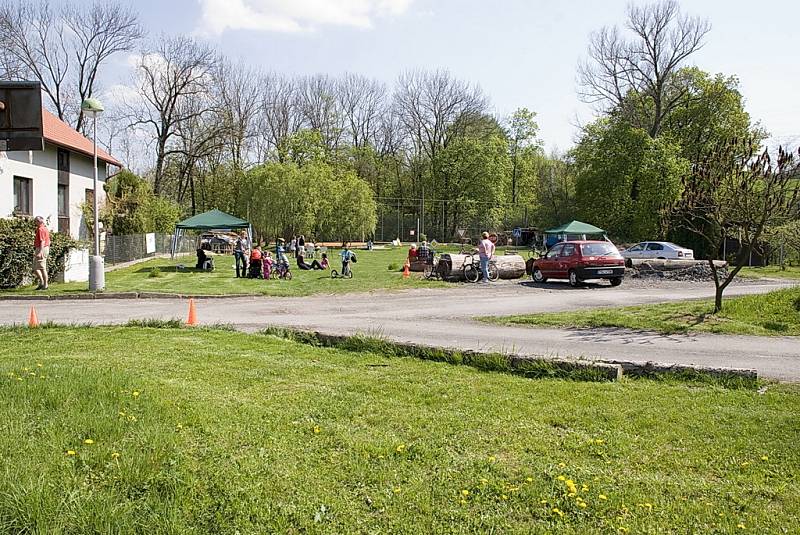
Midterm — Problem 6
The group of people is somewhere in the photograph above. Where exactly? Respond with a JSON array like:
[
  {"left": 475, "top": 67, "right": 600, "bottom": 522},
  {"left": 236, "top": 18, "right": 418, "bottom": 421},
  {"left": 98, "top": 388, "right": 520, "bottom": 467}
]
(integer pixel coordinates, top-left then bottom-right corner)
[
  {"left": 406, "top": 232, "right": 496, "bottom": 283},
  {"left": 231, "top": 231, "right": 356, "bottom": 279}
]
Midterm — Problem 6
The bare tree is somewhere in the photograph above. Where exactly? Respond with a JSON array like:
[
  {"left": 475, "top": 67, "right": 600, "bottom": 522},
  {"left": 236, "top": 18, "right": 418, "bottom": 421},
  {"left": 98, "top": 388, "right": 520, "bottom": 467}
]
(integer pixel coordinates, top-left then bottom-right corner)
[
  {"left": 257, "top": 73, "right": 302, "bottom": 161},
  {"left": 216, "top": 60, "right": 260, "bottom": 169},
  {"left": 675, "top": 139, "right": 800, "bottom": 312},
  {"left": 297, "top": 74, "right": 344, "bottom": 151},
  {"left": 337, "top": 73, "right": 387, "bottom": 149},
  {"left": 127, "top": 35, "right": 217, "bottom": 194},
  {"left": 0, "top": 0, "right": 142, "bottom": 130},
  {"left": 64, "top": 2, "right": 143, "bottom": 132},
  {"left": 578, "top": 0, "right": 711, "bottom": 137}
]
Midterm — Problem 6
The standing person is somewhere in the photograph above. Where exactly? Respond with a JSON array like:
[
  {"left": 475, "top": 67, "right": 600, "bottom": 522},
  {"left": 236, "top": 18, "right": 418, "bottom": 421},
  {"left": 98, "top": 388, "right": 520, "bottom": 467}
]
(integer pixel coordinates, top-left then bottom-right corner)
[
  {"left": 297, "top": 235, "right": 306, "bottom": 259},
  {"left": 340, "top": 243, "right": 356, "bottom": 277},
  {"left": 234, "top": 231, "right": 249, "bottom": 278},
  {"left": 477, "top": 231, "right": 495, "bottom": 283},
  {"left": 33, "top": 216, "right": 51, "bottom": 290}
]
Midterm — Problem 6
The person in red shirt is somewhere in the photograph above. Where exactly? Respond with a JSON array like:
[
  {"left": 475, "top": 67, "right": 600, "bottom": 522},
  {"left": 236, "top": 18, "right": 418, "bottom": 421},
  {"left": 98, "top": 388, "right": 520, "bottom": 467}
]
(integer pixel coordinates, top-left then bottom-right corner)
[{"left": 33, "top": 216, "right": 51, "bottom": 290}]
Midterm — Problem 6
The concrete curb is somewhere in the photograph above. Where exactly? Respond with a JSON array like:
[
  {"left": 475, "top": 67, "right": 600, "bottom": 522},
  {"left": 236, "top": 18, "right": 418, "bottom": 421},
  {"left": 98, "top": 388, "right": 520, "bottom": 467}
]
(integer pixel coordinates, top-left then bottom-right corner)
[
  {"left": 0, "top": 292, "right": 262, "bottom": 301},
  {"left": 262, "top": 327, "right": 760, "bottom": 383},
  {"left": 264, "top": 328, "right": 624, "bottom": 382}
]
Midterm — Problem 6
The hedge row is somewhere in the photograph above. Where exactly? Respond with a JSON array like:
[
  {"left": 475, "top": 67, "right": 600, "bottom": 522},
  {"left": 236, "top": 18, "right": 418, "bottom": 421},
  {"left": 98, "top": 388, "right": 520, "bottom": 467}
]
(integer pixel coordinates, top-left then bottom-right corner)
[{"left": 0, "top": 218, "right": 77, "bottom": 288}]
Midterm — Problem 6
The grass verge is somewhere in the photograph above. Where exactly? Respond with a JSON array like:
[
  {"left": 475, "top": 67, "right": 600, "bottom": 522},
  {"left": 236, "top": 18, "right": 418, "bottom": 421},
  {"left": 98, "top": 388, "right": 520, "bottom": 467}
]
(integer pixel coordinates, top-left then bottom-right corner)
[
  {"left": 1, "top": 326, "right": 797, "bottom": 533},
  {"left": 1, "top": 247, "right": 450, "bottom": 297},
  {"left": 486, "top": 286, "right": 800, "bottom": 336},
  {"left": 739, "top": 265, "right": 800, "bottom": 280}
]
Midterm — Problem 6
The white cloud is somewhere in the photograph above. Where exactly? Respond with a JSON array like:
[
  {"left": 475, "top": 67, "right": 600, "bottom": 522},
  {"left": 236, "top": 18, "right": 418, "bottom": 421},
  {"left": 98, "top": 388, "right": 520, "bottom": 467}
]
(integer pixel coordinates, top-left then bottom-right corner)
[{"left": 196, "top": 0, "right": 414, "bottom": 35}]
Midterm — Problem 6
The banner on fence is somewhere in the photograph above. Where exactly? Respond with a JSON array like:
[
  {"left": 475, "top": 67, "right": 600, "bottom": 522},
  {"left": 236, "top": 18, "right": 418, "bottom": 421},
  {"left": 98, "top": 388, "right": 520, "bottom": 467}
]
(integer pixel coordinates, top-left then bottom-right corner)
[{"left": 145, "top": 233, "right": 156, "bottom": 254}]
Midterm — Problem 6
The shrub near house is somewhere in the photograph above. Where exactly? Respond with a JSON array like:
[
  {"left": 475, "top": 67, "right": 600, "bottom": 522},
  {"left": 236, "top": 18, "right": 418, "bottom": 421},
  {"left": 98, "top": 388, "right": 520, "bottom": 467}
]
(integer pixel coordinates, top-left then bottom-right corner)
[{"left": 0, "top": 218, "right": 76, "bottom": 288}]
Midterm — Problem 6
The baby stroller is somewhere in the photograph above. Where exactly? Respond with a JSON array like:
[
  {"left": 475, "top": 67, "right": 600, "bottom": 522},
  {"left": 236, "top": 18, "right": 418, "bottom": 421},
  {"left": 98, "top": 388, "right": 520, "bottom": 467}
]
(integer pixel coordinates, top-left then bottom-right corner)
[{"left": 247, "top": 258, "right": 263, "bottom": 279}]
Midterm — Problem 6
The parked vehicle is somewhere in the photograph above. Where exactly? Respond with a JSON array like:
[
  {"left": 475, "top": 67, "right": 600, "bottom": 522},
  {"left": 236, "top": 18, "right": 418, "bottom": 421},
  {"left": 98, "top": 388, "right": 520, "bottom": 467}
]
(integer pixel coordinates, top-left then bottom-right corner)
[
  {"left": 621, "top": 241, "right": 694, "bottom": 260},
  {"left": 532, "top": 240, "right": 625, "bottom": 287}
]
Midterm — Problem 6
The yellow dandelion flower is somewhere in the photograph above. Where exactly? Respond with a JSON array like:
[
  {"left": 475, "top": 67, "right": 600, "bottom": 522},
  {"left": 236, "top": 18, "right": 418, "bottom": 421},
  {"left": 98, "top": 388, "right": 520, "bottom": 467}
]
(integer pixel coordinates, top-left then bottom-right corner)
[
  {"left": 741, "top": 461, "right": 750, "bottom": 467},
  {"left": 540, "top": 499, "right": 548, "bottom": 504},
  {"left": 558, "top": 462, "right": 566, "bottom": 468},
  {"left": 599, "top": 494, "right": 608, "bottom": 500},
  {"left": 595, "top": 439, "right": 605, "bottom": 445},
  {"left": 36, "top": 363, "right": 43, "bottom": 367},
  {"left": 83, "top": 439, "right": 94, "bottom": 445},
  {"left": 582, "top": 485, "right": 589, "bottom": 491},
  {"left": 393, "top": 487, "right": 401, "bottom": 494},
  {"left": 119, "top": 411, "right": 126, "bottom": 416},
  {"left": 176, "top": 423, "right": 183, "bottom": 430},
  {"left": 396, "top": 444, "right": 406, "bottom": 453},
  {"left": 111, "top": 452, "right": 120, "bottom": 459},
  {"left": 501, "top": 494, "right": 508, "bottom": 500},
  {"left": 579, "top": 502, "right": 588, "bottom": 509},
  {"left": 313, "top": 425, "right": 321, "bottom": 434},
  {"left": 461, "top": 490, "right": 469, "bottom": 497},
  {"left": 551, "top": 507, "right": 564, "bottom": 517},
  {"left": 568, "top": 492, "right": 576, "bottom": 498},
  {"left": 557, "top": 475, "right": 566, "bottom": 481},
  {"left": 128, "top": 415, "right": 137, "bottom": 422},
  {"left": 460, "top": 499, "right": 466, "bottom": 505},
  {"left": 488, "top": 455, "right": 496, "bottom": 462},
  {"left": 737, "top": 524, "right": 745, "bottom": 529},
  {"left": 526, "top": 477, "right": 533, "bottom": 483},
  {"left": 66, "top": 450, "right": 76, "bottom": 456},
  {"left": 761, "top": 455, "right": 768, "bottom": 461},
  {"left": 132, "top": 391, "right": 140, "bottom": 397}
]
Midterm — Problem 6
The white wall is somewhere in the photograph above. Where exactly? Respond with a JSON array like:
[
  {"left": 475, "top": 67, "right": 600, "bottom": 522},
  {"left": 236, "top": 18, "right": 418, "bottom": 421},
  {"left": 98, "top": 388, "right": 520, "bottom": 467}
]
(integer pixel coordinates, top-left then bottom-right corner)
[{"left": 0, "top": 142, "right": 108, "bottom": 239}]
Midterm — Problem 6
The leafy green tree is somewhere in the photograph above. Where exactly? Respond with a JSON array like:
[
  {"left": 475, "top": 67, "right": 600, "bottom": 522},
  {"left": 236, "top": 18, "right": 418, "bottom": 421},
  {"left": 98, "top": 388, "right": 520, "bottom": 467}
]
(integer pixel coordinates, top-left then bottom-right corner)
[
  {"left": 572, "top": 119, "right": 688, "bottom": 241},
  {"left": 534, "top": 154, "right": 578, "bottom": 229},
  {"left": 506, "top": 108, "right": 541, "bottom": 205},
  {"left": 101, "top": 170, "right": 181, "bottom": 235}
]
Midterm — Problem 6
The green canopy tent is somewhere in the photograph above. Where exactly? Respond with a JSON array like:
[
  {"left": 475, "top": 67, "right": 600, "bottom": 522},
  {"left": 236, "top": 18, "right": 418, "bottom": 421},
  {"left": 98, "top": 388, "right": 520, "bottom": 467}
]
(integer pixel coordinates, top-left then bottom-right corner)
[
  {"left": 170, "top": 209, "right": 252, "bottom": 258},
  {"left": 544, "top": 220, "right": 607, "bottom": 247}
]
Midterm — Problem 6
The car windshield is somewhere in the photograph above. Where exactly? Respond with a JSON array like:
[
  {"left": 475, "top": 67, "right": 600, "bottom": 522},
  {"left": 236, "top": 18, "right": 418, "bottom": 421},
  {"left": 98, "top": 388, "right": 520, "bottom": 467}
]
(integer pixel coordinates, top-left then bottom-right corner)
[{"left": 581, "top": 243, "right": 621, "bottom": 257}]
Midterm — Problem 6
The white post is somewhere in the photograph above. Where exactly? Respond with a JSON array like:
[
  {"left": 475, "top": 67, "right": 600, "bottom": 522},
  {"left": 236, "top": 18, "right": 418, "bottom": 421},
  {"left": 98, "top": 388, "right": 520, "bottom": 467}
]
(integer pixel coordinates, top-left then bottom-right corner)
[{"left": 88, "top": 113, "right": 105, "bottom": 291}]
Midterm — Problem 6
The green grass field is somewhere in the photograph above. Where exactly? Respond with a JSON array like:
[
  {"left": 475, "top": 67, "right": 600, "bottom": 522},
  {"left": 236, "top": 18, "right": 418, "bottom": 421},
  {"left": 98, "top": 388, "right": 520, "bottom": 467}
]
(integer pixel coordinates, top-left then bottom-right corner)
[
  {"left": 487, "top": 286, "right": 800, "bottom": 336},
  {"left": 1, "top": 326, "right": 798, "bottom": 533},
  {"left": 739, "top": 266, "right": 800, "bottom": 280},
  {"left": 3, "top": 247, "right": 451, "bottom": 297}
]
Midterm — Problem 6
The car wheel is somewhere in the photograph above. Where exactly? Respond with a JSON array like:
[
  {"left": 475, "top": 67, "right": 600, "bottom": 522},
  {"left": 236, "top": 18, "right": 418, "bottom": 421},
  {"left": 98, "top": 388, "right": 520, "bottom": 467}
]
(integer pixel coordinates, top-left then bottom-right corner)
[
  {"left": 568, "top": 269, "right": 581, "bottom": 288},
  {"left": 609, "top": 277, "right": 623, "bottom": 287},
  {"left": 532, "top": 268, "right": 547, "bottom": 283}
]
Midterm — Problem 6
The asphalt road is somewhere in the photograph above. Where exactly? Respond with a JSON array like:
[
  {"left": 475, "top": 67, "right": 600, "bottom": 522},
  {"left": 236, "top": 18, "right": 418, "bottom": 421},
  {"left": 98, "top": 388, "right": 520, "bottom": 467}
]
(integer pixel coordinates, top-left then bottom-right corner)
[{"left": 1, "top": 279, "right": 798, "bottom": 381}]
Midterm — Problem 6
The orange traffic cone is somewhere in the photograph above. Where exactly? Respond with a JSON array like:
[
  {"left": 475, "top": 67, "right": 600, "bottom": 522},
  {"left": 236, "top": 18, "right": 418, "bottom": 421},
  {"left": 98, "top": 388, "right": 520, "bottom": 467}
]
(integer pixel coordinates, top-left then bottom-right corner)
[
  {"left": 402, "top": 262, "right": 410, "bottom": 279},
  {"left": 28, "top": 306, "right": 39, "bottom": 328},
  {"left": 186, "top": 298, "right": 198, "bottom": 326}
]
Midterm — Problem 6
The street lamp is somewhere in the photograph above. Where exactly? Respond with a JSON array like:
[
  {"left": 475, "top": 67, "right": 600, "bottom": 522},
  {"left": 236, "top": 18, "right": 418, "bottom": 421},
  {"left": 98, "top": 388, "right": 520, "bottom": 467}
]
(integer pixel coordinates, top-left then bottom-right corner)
[{"left": 81, "top": 97, "right": 104, "bottom": 291}]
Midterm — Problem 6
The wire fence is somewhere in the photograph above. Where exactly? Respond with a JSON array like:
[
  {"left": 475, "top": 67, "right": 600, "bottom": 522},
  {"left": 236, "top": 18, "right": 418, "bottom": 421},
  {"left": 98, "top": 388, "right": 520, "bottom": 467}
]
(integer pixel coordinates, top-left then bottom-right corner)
[
  {"left": 375, "top": 197, "right": 535, "bottom": 245},
  {"left": 104, "top": 233, "right": 196, "bottom": 265}
]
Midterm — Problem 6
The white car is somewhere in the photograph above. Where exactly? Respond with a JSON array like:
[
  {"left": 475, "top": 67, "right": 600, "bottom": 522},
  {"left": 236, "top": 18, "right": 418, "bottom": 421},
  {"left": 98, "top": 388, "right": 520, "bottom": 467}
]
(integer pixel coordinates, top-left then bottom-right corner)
[{"left": 621, "top": 241, "right": 694, "bottom": 260}]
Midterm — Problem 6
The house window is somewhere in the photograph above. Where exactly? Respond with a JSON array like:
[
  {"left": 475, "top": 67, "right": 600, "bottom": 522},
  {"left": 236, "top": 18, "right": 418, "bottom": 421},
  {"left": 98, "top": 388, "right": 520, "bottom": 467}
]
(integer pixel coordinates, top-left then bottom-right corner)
[
  {"left": 58, "top": 185, "right": 69, "bottom": 216},
  {"left": 57, "top": 148, "right": 70, "bottom": 173},
  {"left": 13, "top": 176, "right": 32, "bottom": 215}
]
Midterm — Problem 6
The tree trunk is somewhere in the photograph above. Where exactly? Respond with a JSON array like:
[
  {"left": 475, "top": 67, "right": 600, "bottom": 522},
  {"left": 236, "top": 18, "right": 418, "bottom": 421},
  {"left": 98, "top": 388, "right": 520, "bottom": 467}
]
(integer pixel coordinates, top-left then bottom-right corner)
[{"left": 440, "top": 253, "right": 526, "bottom": 281}]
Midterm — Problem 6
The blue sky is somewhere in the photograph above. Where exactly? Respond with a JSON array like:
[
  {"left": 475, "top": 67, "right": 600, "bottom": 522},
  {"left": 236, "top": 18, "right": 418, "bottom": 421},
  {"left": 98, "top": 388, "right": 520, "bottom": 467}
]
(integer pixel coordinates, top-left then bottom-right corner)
[{"left": 115, "top": 0, "right": 800, "bottom": 151}]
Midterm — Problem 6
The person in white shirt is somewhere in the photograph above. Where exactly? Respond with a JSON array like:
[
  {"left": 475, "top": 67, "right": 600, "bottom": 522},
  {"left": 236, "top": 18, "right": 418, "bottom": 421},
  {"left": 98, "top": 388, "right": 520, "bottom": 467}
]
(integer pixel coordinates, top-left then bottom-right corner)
[{"left": 477, "top": 231, "right": 495, "bottom": 283}]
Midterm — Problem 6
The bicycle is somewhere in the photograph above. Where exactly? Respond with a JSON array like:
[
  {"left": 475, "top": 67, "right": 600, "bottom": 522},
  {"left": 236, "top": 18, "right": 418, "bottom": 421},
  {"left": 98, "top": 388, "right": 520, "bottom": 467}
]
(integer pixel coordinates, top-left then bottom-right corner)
[
  {"left": 423, "top": 250, "right": 444, "bottom": 280},
  {"left": 463, "top": 253, "right": 499, "bottom": 283},
  {"left": 270, "top": 261, "right": 293, "bottom": 280}
]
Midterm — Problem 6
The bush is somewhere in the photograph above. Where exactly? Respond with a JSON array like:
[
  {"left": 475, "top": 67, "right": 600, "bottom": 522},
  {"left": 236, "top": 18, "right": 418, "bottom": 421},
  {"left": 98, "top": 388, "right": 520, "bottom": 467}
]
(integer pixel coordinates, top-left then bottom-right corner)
[
  {"left": 0, "top": 218, "right": 78, "bottom": 288},
  {"left": 148, "top": 267, "right": 162, "bottom": 278},
  {"left": 387, "top": 262, "right": 400, "bottom": 271}
]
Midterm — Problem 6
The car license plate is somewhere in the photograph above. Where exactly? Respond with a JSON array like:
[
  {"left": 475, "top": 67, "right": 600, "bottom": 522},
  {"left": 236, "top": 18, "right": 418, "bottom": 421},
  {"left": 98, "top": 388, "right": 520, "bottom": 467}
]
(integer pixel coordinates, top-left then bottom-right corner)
[{"left": 597, "top": 269, "right": 613, "bottom": 275}]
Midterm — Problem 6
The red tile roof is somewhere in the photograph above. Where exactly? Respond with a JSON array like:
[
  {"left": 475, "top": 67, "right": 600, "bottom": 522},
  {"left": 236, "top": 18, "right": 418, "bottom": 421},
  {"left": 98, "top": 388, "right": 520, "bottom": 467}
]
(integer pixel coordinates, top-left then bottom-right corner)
[{"left": 42, "top": 108, "right": 122, "bottom": 167}]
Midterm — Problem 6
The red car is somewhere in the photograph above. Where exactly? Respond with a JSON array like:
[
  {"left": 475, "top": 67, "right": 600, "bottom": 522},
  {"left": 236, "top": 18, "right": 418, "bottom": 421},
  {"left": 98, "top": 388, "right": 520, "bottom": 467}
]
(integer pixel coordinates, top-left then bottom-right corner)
[{"left": 532, "top": 240, "right": 625, "bottom": 287}]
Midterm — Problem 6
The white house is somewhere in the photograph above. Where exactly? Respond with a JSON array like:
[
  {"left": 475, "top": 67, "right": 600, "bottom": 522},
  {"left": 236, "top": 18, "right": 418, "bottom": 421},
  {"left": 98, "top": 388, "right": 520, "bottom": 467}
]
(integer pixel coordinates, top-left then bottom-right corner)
[{"left": 0, "top": 108, "right": 122, "bottom": 240}]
